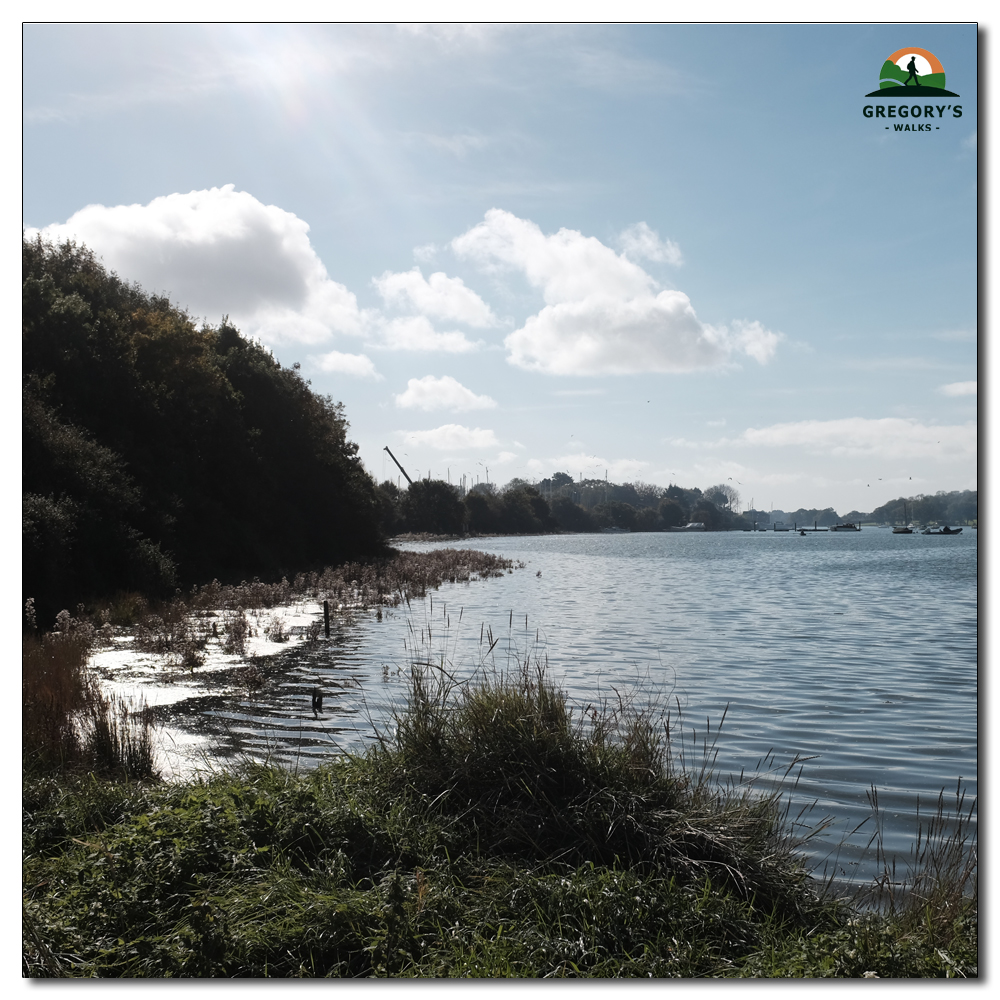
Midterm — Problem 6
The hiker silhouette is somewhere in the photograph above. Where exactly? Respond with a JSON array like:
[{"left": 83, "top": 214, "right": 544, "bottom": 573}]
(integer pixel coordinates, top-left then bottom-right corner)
[{"left": 904, "top": 56, "right": 920, "bottom": 86}]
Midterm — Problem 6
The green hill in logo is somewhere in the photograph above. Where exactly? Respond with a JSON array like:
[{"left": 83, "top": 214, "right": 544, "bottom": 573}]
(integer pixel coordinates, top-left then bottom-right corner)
[{"left": 865, "top": 48, "right": 959, "bottom": 97}]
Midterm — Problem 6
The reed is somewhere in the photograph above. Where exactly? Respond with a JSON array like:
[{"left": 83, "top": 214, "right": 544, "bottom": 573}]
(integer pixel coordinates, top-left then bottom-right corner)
[
  {"left": 856, "top": 783, "right": 977, "bottom": 950},
  {"left": 110, "top": 549, "right": 519, "bottom": 657},
  {"left": 23, "top": 611, "right": 157, "bottom": 780},
  {"left": 22, "top": 632, "right": 89, "bottom": 772},
  {"left": 81, "top": 680, "right": 156, "bottom": 780}
]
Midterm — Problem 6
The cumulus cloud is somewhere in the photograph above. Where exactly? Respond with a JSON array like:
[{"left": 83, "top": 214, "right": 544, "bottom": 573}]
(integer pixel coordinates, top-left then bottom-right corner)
[
  {"left": 26, "top": 184, "right": 369, "bottom": 345},
  {"left": 401, "top": 424, "right": 500, "bottom": 450},
  {"left": 377, "top": 316, "right": 480, "bottom": 353},
  {"left": 618, "top": 221, "right": 683, "bottom": 265},
  {"left": 373, "top": 267, "right": 497, "bottom": 326},
  {"left": 739, "top": 417, "right": 976, "bottom": 461},
  {"left": 451, "top": 209, "right": 778, "bottom": 375},
  {"left": 395, "top": 375, "right": 497, "bottom": 411},
  {"left": 940, "top": 381, "right": 977, "bottom": 397},
  {"left": 311, "top": 350, "right": 382, "bottom": 380}
]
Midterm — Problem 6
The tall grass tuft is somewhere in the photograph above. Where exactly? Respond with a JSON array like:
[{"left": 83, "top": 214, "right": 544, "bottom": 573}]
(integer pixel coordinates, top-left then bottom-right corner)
[
  {"left": 22, "top": 632, "right": 89, "bottom": 772},
  {"left": 855, "top": 783, "right": 977, "bottom": 954},
  {"left": 82, "top": 680, "right": 157, "bottom": 780},
  {"left": 23, "top": 610, "right": 157, "bottom": 780},
  {"left": 367, "top": 657, "right": 823, "bottom": 918}
]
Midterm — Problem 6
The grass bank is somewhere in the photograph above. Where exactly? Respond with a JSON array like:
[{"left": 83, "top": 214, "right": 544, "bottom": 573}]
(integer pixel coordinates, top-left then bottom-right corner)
[{"left": 23, "top": 657, "right": 976, "bottom": 977}]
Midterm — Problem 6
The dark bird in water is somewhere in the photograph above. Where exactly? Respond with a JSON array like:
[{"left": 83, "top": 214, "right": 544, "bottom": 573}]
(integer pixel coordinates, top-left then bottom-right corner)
[{"left": 311, "top": 686, "right": 323, "bottom": 717}]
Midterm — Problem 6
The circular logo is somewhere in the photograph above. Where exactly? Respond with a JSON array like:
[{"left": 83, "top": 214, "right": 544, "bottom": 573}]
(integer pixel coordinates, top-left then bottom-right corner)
[{"left": 871, "top": 47, "right": 958, "bottom": 95}]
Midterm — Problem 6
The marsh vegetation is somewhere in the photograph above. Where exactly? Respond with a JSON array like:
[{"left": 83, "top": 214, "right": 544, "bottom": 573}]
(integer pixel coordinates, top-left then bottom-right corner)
[{"left": 23, "top": 653, "right": 976, "bottom": 977}]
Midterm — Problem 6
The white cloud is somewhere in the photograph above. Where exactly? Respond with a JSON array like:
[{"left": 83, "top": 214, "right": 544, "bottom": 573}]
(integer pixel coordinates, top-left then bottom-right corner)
[
  {"left": 311, "top": 351, "right": 382, "bottom": 380},
  {"left": 453, "top": 208, "right": 653, "bottom": 301},
  {"left": 451, "top": 209, "right": 778, "bottom": 375},
  {"left": 940, "top": 381, "right": 977, "bottom": 397},
  {"left": 401, "top": 424, "right": 500, "bottom": 450},
  {"left": 377, "top": 316, "right": 479, "bottom": 353},
  {"left": 395, "top": 375, "right": 497, "bottom": 411},
  {"left": 495, "top": 451, "right": 518, "bottom": 464},
  {"left": 738, "top": 417, "right": 976, "bottom": 461},
  {"left": 26, "top": 184, "right": 369, "bottom": 346},
  {"left": 373, "top": 267, "right": 497, "bottom": 326},
  {"left": 618, "top": 221, "right": 683, "bottom": 265},
  {"left": 727, "top": 320, "right": 781, "bottom": 364}
]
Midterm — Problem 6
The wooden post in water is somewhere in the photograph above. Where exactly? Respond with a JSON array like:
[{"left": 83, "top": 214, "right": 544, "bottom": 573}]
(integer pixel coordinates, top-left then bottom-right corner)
[{"left": 323, "top": 600, "right": 330, "bottom": 638}]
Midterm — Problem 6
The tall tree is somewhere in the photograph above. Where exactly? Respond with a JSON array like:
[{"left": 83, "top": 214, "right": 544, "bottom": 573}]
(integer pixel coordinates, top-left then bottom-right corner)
[{"left": 23, "top": 236, "right": 384, "bottom": 621}]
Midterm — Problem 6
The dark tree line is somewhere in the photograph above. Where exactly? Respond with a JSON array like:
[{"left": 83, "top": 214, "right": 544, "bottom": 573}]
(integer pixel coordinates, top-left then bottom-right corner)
[
  {"left": 375, "top": 476, "right": 749, "bottom": 536},
  {"left": 869, "top": 490, "right": 977, "bottom": 525},
  {"left": 376, "top": 480, "right": 558, "bottom": 536},
  {"left": 23, "top": 236, "right": 385, "bottom": 624}
]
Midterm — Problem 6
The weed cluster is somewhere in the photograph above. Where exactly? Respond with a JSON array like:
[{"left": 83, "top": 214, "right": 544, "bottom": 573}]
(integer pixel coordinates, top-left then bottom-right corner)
[{"left": 92, "top": 549, "right": 520, "bottom": 665}]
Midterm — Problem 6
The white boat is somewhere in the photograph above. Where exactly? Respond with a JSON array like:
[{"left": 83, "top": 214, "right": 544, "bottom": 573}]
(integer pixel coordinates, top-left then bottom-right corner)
[
  {"left": 829, "top": 522, "right": 861, "bottom": 532},
  {"left": 668, "top": 522, "right": 706, "bottom": 532}
]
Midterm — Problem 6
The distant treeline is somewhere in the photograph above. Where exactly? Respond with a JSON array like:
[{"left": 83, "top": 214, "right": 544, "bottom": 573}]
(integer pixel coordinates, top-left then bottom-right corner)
[
  {"left": 379, "top": 475, "right": 978, "bottom": 538},
  {"left": 23, "top": 237, "right": 385, "bottom": 625},
  {"left": 868, "top": 491, "right": 977, "bottom": 526},
  {"left": 377, "top": 475, "right": 749, "bottom": 536}
]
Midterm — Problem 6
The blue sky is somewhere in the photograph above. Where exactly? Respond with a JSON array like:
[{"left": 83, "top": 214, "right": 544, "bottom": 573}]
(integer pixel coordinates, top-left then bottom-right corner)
[{"left": 22, "top": 21, "right": 978, "bottom": 514}]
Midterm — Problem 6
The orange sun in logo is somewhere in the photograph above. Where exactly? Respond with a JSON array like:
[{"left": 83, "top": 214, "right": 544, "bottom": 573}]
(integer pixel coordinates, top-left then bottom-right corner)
[{"left": 885, "top": 47, "right": 945, "bottom": 76}]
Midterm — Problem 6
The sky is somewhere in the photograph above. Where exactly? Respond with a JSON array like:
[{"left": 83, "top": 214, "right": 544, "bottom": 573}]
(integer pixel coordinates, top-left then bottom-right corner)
[{"left": 21, "top": 21, "right": 979, "bottom": 515}]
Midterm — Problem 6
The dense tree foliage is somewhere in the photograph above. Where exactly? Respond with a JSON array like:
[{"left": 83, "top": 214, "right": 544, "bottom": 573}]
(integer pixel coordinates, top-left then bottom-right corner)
[
  {"left": 401, "top": 480, "right": 467, "bottom": 535},
  {"left": 23, "top": 236, "right": 384, "bottom": 622},
  {"left": 869, "top": 491, "right": 977, "bottom": 526},
  {"left": 376, "top": 480, "right": 558, "bottom": 536}
]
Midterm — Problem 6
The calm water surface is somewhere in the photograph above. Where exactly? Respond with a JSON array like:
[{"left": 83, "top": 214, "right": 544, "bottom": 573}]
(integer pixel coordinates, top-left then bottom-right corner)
[{"left": 138, "top": 529, "right": 979, "bottom": 883}]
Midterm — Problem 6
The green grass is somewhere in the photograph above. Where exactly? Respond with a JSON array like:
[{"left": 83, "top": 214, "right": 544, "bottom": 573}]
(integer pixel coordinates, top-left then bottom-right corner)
[{"left": 22, "top": 659, "right": 976, "bottom": 978}]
